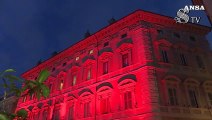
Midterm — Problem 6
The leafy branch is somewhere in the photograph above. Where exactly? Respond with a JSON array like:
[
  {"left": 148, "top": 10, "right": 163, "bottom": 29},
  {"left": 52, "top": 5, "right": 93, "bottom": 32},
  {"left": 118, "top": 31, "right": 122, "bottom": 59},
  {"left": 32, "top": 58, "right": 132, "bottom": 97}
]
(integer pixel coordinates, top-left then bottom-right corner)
[{"left": 0, "top": 69, "right": 50, "bottom": 120}]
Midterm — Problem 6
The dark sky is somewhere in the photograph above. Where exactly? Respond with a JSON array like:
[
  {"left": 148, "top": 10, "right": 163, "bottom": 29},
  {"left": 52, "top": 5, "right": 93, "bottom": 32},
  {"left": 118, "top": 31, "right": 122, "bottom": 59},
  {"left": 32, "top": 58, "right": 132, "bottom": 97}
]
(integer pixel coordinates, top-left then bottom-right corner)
[{"left": 0, "top": 0, "right": 211, "bottom": 79}]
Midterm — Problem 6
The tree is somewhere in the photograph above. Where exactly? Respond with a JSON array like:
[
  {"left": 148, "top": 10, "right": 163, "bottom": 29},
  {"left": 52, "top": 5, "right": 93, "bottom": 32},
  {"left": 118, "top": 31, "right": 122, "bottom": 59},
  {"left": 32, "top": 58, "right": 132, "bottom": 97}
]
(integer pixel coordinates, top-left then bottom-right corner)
[{"left": 0, "top": 69, "right": 50, "bottom": 120}]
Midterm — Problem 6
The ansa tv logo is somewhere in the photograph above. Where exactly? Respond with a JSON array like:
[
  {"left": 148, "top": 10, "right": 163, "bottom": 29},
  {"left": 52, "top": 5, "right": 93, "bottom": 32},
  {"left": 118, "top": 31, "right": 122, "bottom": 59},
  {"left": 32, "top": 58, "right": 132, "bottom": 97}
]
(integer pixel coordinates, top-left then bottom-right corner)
[{"left": 174, "top": 5, "right": 205, "bottom": 24}]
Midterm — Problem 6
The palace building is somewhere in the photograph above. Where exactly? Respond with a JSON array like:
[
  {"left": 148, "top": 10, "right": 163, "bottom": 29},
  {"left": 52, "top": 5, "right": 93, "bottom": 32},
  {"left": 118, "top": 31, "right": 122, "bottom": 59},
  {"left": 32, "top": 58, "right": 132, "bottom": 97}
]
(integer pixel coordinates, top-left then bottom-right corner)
[{"left": 16, "top": 10, "right": 212, "bottom": 120}]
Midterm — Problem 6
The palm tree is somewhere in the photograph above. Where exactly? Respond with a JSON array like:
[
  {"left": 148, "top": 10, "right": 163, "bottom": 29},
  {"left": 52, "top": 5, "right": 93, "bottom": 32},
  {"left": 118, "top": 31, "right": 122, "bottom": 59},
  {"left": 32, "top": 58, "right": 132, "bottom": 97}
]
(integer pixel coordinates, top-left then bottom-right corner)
[{"left": 0, "top": 69, "right": 50, "bottom": 120}]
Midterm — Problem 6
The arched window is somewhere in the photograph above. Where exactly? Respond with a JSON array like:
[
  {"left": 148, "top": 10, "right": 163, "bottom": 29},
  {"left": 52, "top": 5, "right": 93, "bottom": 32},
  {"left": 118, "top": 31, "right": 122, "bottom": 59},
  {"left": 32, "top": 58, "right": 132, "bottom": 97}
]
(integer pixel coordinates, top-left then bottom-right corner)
[
  {"left": 96, "top": 82, "right": 113, "bottom": 114},
  {"left": 78, "top": 88, "right": 94, "bottom": 118},
  {"left": 66, "top": 94, "right": 76, "bottom": 120},
  {"left": 118, "top": 74, "right": 137, "bottom": 110},
  {"left": 52, "top": 108, "right": 60, "bottom": 120},
  {"left": 174, "top": 44, "right": 189, "bottom": 66},
  {"left": 154, "top": 39, "right": 172, "bottom": 63},
  {"left": 184, "top": 78, "right": 200, "bottom": 108},
  {"left": 161, "top": 76, "right": 181, "bottom": 106},
  {"left": 202, "top": 81, "right": 212, "bottom": 107},
  {"left": 68, "top": 63, "right": 80, "bottom": 86}
]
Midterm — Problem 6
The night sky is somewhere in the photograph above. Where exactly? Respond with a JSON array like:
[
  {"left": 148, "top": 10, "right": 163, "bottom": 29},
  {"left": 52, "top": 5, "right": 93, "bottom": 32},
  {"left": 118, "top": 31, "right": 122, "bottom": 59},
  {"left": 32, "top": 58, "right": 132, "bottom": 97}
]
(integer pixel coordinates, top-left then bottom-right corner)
[{"left": 0, "top": 0, "right": 211, "bottom": 91}]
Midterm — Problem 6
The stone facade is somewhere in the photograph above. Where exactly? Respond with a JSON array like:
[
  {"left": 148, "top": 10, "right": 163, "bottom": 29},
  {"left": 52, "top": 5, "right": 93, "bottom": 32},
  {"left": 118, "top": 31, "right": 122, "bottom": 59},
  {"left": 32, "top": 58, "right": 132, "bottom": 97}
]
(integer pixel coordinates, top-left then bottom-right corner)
[{"left": 16, "top": 10, "right": 212, "bottom": 120}]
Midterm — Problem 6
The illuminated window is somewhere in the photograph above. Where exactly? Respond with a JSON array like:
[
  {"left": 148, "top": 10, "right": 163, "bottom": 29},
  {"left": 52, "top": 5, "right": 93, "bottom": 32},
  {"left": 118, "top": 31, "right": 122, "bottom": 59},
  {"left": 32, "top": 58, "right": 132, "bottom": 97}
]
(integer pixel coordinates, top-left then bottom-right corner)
[
  {"left": 89, "top": 49, "right": 93, "bottom": 54},
  {"left": 68, "top": 106, "right": 74, "bottom": 120},
  {"left": 124, "top": 91, "right": 132, "bottom": 109},
  {"left": 23, "top": 96, "right": 26, "bottom": 102},
  {"left": 161, "top": 50, "right": 169, "bottom": 63},
  {"left": 84, "top": 102, "right": 90, "bottom": 118},
  {"left": 196, "top": 56, "right": 205, "bottom": 69},
  {"left": 208, "top": 93, "right": 212, "bottom": 105},
  {"left": 76, "top": 56, "right": 79, "bottom": 61},
  {"left": 30, "top": 94, "right": 34, "bottom": 100},
  {"left": 87, "top": 68, "right": 91, "bottom": 80},
  {"left": 73, "top": 75, "right": 77, "bottom": 86},
  {"left": 52, "top": 109, "right": 60, "bottom": 120},
  {"left": 121, "top": 33, "right": 127, "bottom": 38},
  {"left": 100, "top": 97, "right": 110, "bottom": 114},
  {"left": 104, "top": 42, "right": 109, "bottom": 47},
  {"left": 59, "top": 80, "right": 64, "bottom": 90},
  {"left": 122, "top": 53, "right": 129, "bottom": 67},
  {"left": 103, "top": 61, "right": 108, "bottom": 74},
  {"left": 168, "top": 88, "right": 178, "bottom": 105},
  {"left": 179, "top": 53, "right": 187, "bottom": 66},
  {"left": 188, "top": 89, "right": 198, "bottom": 108}
]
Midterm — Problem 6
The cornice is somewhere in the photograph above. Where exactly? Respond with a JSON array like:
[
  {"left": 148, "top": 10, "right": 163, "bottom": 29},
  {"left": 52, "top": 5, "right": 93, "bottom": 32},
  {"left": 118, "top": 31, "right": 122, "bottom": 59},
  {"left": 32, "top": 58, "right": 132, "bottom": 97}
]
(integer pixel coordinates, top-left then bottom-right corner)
[{"left": 22, "top": 10, "right": 211, "bottom": 78}]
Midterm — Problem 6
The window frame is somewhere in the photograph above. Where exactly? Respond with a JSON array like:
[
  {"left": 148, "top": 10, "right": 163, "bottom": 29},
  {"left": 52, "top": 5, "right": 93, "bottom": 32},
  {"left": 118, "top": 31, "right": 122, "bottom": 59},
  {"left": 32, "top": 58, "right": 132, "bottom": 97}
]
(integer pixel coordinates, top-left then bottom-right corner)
[
  {"left": 124, "top": 91, "right": 133, "bottom": 109},
  {"left": 84, "top": 101, "right": 90, "bottom": 118},
  {"left": 167, "top": 87, "right": 178, "bottom": 106},
  {"left": 196, "top": 55, "right": 205, "bottom": 69},
  {"left": 188, "top": 88, "right": 199, "bottom": 108},
  {"left": 161, "top": 50, "right": 169, "bottom": 63},
  {"left": 52, "top": 108, "right": 60, "bottom": 120},
  {"left": 179, "top": 53, "right": 187, "bottom": 66},
  {"left": 68, "top": 105, "right": 74, "bottom": 120},
  {"left": 122, "top": 53, "right": 129, "bottom": 68},
  {"left": 184, "top": 80, "right": 200, "bottom": 108},
  {"left": 103, "top": 61, "right": 109, "bottom": 74},
  {"left": 72, "top": 74, "right": 77, "bottom": 86}
]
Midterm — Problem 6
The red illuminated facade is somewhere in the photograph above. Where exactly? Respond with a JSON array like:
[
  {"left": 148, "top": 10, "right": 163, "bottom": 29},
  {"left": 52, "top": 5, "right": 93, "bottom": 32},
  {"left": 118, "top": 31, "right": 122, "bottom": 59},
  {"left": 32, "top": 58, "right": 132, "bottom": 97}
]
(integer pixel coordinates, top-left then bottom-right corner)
[{"left": 16, "top": 10, "right": 212, "bottom": 120}]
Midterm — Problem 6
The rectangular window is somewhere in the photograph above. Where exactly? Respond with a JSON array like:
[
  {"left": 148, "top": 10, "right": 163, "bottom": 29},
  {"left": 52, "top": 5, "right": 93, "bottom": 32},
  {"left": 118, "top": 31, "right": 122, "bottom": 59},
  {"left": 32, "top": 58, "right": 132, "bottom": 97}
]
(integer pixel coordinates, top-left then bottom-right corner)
[
  {"left": 157, "top": 29, "right": 164, "bottom": 34},
  {"left": 122, "top": 53, "right": 129, "bottom": 68},
  {"left": 208, "top": 93, "right": 212, "bottom": 105},
  {"left": 52, "top": 109, "right": 60, "bottom": 120},
  {"left": 121, "top": 33, "right": 127, "bottom": 38},
  {"left": 124, "top": 91, "right": 132, "bottom": 109},
  {"left": 161, "top": 50, "right": 169, "bottom": 63},
  {"left": 23, "top": 96, "right": 26, "bottom": 102},
  {"left": 30, "top": 94, "right": 34, "bottom": 100},
  {"left": 196, "top": 56, "right": 205, "bottom": 69},
  {"left": 174, "top": 33, "right": 180, "bottom": 38},
  {"left": 68, "top": 106, "right": 74, "bottom": 120},
  {"left": 87, "top": 68, "right": 91, "bottom": 80},
  {"left": 103, "top": 61, "right": 108, "bottom": 74},
  {"left": 49, "top": 84, "right": 52, "bottom": 92},
  {"left": 104, "top": 42, "right": 109, "bottom": 47},
  {"left": 180, "top": 53, "right": 187, "bottom": 66},
  {"left": 84, "top": 102, "right": 90, "bottom": 118},
  {"left": 168, "top": 88, "right": 178, "bottom": 105},
  {"left": 73, "top": 75, "right": 77, "bottom": 86},
  {"left": 100, "top": 98, "right": 110, "bottom": 114},
  {"left": 190, "top": 36, "right": 196, "bottom": 42},
  {"left": 89, "top": 49, "right": 94, "bottom": 54},
  {"left": 62, "top": 62, "right": 67, "bottom": 66},
  {"left": 59, "top": 80, "right": 64, "bottom": 90},
  {"left": 188, "top": 89, "right": 198, "bottom": 108}
]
